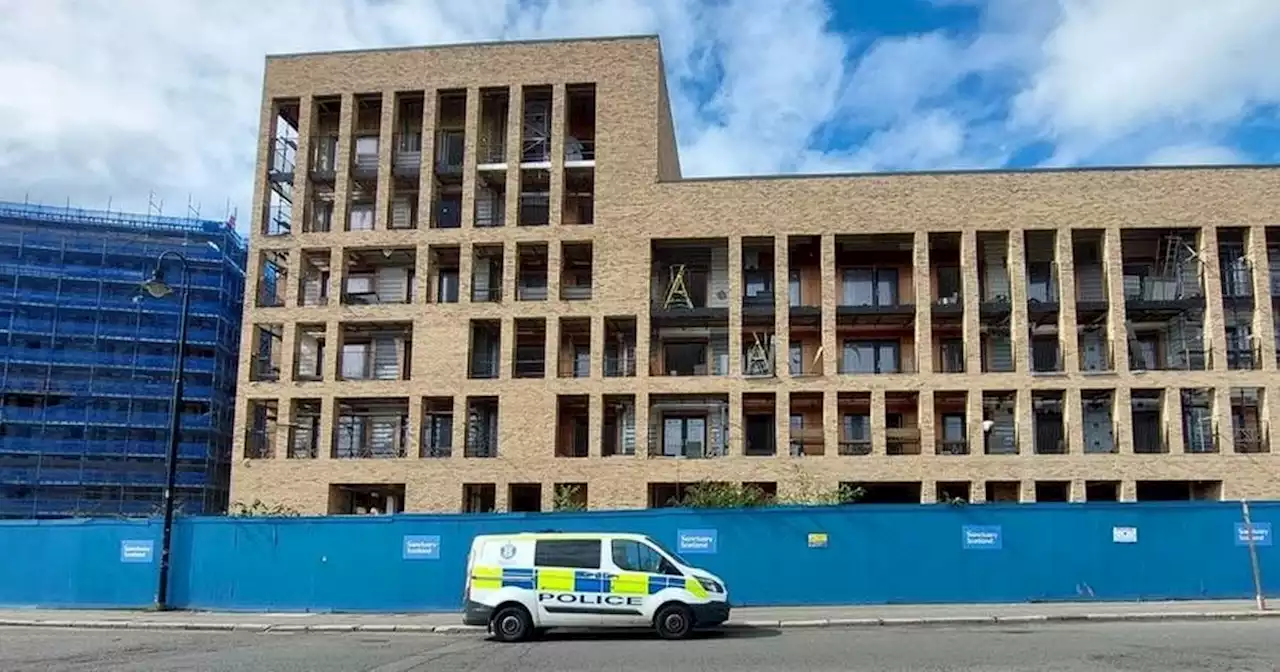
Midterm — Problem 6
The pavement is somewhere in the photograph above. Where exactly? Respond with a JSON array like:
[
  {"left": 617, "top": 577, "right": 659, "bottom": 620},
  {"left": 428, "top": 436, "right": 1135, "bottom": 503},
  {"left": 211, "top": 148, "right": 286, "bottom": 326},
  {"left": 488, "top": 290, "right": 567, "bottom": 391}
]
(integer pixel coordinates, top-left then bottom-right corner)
[
  {"left": 0, "top": 599, "right": 1275, "bottom": 634},
  {"left": 5, "top": 619, "right": 1280, "bottom": 671}
]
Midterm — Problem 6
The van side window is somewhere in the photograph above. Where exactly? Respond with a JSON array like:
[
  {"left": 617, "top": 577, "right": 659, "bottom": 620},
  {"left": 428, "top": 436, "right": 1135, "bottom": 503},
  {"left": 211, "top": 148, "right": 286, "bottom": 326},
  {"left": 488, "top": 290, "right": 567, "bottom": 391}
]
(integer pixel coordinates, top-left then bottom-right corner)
[
  {"left": 612, "top": 539, "right": 680, "bottom": 575},
  {"left": 533, "top": 539, "right": 601, "bottom": 569}
]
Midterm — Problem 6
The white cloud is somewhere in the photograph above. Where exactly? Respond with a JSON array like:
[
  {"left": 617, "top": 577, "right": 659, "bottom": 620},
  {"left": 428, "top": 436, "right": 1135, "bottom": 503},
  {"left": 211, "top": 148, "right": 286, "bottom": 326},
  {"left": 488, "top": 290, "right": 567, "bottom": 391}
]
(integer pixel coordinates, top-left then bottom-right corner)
[
  {"left": 1011, "top": 0, "right": 1280, "bottom": 160},
  {"left": 1145, "top": 143, "right": 1245, "bottom": 166},
  {"left": 0, "top": 0, "right": 1276, "bottom": 228},
  {"left": 0, "top": 0, "right": 852, "bottom": 225}
]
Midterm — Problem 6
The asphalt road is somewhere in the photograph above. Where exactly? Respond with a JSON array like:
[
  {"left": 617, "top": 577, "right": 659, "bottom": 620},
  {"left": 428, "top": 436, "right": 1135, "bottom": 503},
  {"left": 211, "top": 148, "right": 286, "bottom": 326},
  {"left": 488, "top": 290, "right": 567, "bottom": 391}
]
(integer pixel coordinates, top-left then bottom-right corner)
[{"left": 4, "top": 620, "right": 1280, "bottom": 672}]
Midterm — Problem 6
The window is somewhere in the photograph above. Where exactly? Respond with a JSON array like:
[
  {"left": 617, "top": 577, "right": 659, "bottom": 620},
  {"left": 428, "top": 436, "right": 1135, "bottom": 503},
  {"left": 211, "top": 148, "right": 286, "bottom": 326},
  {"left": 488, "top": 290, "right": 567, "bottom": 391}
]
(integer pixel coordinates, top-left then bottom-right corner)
[
  {"left": 346, "top": 275, "right": 374, "bottom": 295},
  {"left": 437, "top": 269, "right": 459, "bottom": 303},
  {"left": 744, "top": 270, "right": 771, "bottom": 298},
  {"left": 788, "top": 270, "right": 802, "bottom": 306},
  {"left": 534, "top": 539, "right": 600, "bottom": 569},
  {"left": 941, "top": 414, "right": 965, "bottom": 441},
  {"left": 354, "top": 136, "right": 379, "bottom": 161},
  {"left": 349, "top": 204, "right": 374, "bottom": 231},
  {"left": 341, "top": 343, "right": 369, "bottom": 379},
  {"left": 789, "top": 342, "right": 803, "bottom": 375},
  {"left": 842, "top": 340, "right": 900, "bottom": 373},
  {"left": 939, "top": 339, "right": 964, "bottom": 372},
  {"left": 611, "top": 539, "right": 679, "bottom": 575},
  {"left": 936, "top": 266, "right": 961, "bottom": 302},
  {"left": 662, "top": 416, "right": 706, "bottom": 457},
  {"left": 843, "top": 414, "right": 870, "bottom": 441},
  {"left": 842, "top": 268, "right": 898, "bottom": 306},
  {"left": 1027, "top": 262, "right": 1054, "bottom": 302}
]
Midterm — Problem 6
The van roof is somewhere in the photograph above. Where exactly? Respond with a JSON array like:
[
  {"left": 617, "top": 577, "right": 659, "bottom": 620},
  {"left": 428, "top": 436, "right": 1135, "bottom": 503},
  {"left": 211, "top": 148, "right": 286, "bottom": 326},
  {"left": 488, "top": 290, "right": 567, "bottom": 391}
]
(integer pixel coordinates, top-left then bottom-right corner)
[{"left": 473, "top": 532, "right": 650, "bottom": 541}]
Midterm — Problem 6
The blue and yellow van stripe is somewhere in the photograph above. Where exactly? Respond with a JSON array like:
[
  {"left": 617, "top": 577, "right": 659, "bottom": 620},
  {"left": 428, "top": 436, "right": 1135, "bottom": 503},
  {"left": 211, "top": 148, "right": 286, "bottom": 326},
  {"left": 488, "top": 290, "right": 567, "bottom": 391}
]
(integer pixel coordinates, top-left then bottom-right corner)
[{"left": 472, "top": 566, "right": 708, "bottom": 598}]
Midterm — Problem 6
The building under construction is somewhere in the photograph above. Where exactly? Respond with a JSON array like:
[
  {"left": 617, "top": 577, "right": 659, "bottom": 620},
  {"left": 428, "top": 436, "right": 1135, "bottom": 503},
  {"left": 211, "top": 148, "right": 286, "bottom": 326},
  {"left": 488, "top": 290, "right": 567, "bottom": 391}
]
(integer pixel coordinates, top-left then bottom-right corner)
[
  {"left": 232, "top": 36, "right": 1280, "bottom": 514},
  {"left": 0, "top": 202, "right": 247, "bottom": 517}
]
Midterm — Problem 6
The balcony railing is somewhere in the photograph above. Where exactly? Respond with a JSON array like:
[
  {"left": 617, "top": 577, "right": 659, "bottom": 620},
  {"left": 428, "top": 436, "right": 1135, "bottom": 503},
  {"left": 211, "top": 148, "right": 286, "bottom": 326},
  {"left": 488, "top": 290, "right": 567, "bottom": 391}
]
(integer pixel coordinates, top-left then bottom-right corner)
[
  {"left": 566, "top": 138, "right": 595, "bottom": 162},
  {"left": 517, "top": 284, "right": 548, "bottom": 301},
  {"left": 886, "top": 438, "right": 922, "bottom": 455},
  {"left": 478, "top": 137, "right": 506, "bottom": 164},
  {"left": 1227, "top": 347, "right": 1262, "bottom": 371},
  {"left": 561, "top": 284, "right": 592, "bottom": 301},
  {"left": 288, "top": 426, "right": 319, "bottom": 459},
  {"left": 519, "top": 194, "right": 550, "bottom": 226},
  {"left": 648, "top": 441, "right": 727, "bottom": 459},
  {"left": 245, "top": 430, "right": 274, "bottom": 459},
  {"left": 250, "top": 355, "right": 280, "bottom": 382},
  {"left": 465, "top": 439, "right": 497, "bottom": 458},
  {"left": 472, "top": 286, "right": 502, "bottom": 303},
  {"left": 604, "top": 354, "right": 636, "bottom": 377},
  {"left": 788, "top": 439, "right": 823, "bottom": 457},
  {"left": 420, "top": 440, "right": 452, "bottom": 458},
  {"left": 937, "top": 439, "right": 969, "bottom": 455},
  {"left": 393, "top": 133, "right": 422, "bottom": 172},
  {"left": 333, "top": 425, "right": 408, "bottom": 459},
  {"left": 1233, "top": 427, "right": 1268, "bottom": 454},
  {"left": 469, "top": 360, "right": 499, "bottom": 379},
  {"left": 310, "top": 135, "right": 338, "bottom": 176},
  {"left": 839, "top": 358, "right": 917, "bottom": 375},
  {"left": 514, "top": 356, "right": 545, "bottom": 379},
  {"left": 838, "top": 439, "right": 872, "bottom": 456}
]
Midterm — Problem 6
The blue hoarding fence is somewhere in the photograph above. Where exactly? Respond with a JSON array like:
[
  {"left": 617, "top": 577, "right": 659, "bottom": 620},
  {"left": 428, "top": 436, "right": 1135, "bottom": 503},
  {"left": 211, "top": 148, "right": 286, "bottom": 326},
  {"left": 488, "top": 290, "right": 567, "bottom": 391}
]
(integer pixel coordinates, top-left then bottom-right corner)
[{"left": 0, "top": 501, "right": 1277, "bottom": 612}]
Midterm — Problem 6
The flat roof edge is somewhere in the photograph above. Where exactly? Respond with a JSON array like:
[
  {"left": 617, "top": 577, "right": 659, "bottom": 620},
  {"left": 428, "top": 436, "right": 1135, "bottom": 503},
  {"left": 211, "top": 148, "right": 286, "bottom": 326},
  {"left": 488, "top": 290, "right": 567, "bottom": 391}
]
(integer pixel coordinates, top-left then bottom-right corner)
[
  {"left": 266, "top": 34, "right": 660, "bottom": 61},
  {"left": 662, "top": 162, "right": 1280, "bottom": 185}
]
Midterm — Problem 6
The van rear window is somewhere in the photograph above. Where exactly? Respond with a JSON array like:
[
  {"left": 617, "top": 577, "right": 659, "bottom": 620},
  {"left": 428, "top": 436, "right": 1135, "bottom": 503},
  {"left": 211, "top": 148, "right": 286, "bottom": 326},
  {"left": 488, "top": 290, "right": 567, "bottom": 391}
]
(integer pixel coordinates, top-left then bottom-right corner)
[{"left": 534, "top": 539, "right": 601, "bottom": 569}]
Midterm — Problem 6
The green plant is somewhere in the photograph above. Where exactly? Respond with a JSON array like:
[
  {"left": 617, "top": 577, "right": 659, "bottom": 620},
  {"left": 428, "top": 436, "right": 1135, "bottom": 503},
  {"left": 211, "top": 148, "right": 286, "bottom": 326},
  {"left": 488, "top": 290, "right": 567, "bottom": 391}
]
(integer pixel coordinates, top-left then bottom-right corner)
[
  {"left": 228, "top": 499, "right": 301, "bottom": 517},
  {"left": 776, "top": 464, "right": 865, "bottom": 505},
  {"left": 677, "top": 481, "right": 773, "bottom": 509},
  {"left": 552, "top": 484, "right": 587, "bottom": 512}
]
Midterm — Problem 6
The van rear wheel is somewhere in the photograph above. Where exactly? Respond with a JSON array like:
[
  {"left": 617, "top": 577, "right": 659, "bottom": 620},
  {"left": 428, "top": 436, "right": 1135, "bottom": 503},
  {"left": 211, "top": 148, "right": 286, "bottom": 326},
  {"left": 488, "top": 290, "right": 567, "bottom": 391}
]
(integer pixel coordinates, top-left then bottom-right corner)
[
  {"left": 655, "top": 603, "right": 694, "bottom": 640},
  {"left": 491, "top": 605, "right": 532, "bottom": 643}
]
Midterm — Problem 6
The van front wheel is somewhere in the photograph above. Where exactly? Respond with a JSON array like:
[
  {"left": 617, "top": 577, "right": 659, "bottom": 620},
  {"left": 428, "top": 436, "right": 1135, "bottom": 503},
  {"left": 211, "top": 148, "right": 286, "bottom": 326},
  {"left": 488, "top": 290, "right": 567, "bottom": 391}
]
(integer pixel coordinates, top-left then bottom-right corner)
[
  {"left": 491, "top": 605, "right": 533, "bottom": 643},
  {"left": 655, "top": 603, "right": 694, "bottom": 640}
]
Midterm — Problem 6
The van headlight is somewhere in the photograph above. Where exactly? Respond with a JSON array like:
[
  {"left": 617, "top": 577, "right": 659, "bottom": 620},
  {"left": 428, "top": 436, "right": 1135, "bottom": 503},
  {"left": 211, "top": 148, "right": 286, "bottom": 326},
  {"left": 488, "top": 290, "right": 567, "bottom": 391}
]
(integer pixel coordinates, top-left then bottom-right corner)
[{"left": 697, "top": 578, "right": 723, "bottom": 594}]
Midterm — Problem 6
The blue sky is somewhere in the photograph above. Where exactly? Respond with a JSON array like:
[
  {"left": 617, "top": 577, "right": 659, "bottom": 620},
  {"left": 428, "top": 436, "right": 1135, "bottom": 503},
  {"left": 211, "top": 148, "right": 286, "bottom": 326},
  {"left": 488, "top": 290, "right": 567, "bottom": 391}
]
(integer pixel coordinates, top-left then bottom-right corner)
[{"left": 1, "top": 0, "right": 1278, "bottom": 225}]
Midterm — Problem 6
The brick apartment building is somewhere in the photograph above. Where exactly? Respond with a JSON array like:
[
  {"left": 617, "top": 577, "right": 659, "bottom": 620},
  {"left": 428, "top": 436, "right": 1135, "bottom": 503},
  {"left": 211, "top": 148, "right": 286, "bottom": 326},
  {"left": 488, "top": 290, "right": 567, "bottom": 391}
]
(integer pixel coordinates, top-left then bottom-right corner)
[{"left": 233, "top": 35, "right": 1280, "bottom": 514}]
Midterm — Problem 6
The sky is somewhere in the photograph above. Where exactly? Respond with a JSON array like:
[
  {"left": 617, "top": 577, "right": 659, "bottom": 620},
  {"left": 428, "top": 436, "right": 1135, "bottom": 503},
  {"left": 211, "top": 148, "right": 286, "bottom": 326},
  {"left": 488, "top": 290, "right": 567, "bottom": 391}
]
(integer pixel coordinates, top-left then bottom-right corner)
[{"left": 1, "top": 0, "right": 1278, "bottom": 229}]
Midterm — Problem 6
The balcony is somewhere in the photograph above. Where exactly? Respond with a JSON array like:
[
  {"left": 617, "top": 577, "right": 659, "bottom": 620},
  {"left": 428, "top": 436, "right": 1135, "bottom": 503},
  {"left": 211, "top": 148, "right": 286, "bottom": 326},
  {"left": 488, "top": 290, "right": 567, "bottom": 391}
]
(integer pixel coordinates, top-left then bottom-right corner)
[
  {"left": 838, "top": 439, "right": 872, "bottom": 456},
  {"left": 421, "top": 397, "right": 453, "bottom": 458},
  {"left": 245, "top": 430, "right": 274, "bottom": 459},
  {"left": 333, "top": 398, "right": 409, "bottom": 459},
  {"left": 648, "top": 395, "right": 729, "bottom": 458},
  {"left": 464, "top": 397, "right": 499, "bottom": 458},
  {"left": 392, "top": 132, "right": 422, "bottom": 175},
  {"left": 341, "top": 249, "right": 416, "bottom": 306}
]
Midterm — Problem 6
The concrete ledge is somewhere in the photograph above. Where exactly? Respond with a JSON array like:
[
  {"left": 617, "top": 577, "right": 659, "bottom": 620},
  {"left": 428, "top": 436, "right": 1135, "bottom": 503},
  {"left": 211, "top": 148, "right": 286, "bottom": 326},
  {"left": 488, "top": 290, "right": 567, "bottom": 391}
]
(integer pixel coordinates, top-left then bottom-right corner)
[
  {"left": 432, "top": 624, "right": 486, "bottom": 634},
  {"left": 824, "top": 618, "right": 882, "bottom": 628},
  {"left": 306, "top": 624, "right": 354, "bottom": 633},
  {"left": 777, "top": 619, "right": 829, "bottom": 628},
  {"left": 2, "top": 608, "right": 1278, "bottom": 635}
]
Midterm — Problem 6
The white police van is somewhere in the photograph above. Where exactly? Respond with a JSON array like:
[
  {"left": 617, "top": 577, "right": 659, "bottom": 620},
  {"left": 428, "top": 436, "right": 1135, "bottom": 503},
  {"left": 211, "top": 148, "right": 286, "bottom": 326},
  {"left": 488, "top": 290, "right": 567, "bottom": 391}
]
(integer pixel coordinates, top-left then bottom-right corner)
[{"left": 463, "top": 532, "right": 730, "bottom": 641}]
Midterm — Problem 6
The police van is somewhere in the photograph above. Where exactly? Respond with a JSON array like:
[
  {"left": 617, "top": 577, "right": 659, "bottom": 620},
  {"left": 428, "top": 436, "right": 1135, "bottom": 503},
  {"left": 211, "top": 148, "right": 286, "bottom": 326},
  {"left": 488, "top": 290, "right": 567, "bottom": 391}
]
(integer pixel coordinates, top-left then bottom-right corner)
[{"left": 463, "top": 532, "right": 730, "bottom": 641}]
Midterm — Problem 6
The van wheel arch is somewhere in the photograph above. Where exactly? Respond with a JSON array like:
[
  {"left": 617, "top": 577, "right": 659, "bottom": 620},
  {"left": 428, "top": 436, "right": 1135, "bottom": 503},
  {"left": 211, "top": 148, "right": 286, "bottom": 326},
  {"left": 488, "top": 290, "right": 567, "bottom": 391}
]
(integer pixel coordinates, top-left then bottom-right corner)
[
  {"left": 653, "top": 601, "right": 695, "bottom": 640},
  {"left": 490, "top": 602, "right": 534, "bottom": 643}
]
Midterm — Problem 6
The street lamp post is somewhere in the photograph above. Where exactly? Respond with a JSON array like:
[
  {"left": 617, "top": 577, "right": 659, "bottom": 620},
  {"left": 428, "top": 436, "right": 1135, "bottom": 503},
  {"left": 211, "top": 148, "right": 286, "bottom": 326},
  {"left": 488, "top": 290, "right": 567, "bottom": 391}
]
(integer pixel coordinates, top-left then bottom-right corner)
[{"left": 141, "top": 250, "right": 191, "bottom": 611}]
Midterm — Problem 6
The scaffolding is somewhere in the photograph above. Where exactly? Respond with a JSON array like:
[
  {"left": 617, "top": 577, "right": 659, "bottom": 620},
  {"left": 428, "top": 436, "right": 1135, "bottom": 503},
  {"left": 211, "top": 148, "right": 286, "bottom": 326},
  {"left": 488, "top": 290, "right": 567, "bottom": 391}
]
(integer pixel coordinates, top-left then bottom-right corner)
[{"left": 0, "top": 201, "right": 247, "bottom": 518}]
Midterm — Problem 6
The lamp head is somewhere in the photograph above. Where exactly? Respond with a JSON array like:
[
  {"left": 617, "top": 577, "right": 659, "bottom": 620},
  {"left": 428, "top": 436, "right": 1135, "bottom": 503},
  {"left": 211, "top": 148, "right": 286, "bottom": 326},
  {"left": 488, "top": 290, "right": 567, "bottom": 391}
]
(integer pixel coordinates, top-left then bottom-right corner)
[{"left": 140, "top": 266, "right": 173, "bottom": 298}]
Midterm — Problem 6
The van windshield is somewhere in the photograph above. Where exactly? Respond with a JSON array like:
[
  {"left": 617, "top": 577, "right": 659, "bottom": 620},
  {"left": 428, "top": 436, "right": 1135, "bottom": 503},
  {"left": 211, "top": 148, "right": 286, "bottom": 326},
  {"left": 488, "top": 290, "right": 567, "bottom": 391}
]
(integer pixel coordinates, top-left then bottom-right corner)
[{"left": 644, "top": 536, "right": 690, "bottom": 567}]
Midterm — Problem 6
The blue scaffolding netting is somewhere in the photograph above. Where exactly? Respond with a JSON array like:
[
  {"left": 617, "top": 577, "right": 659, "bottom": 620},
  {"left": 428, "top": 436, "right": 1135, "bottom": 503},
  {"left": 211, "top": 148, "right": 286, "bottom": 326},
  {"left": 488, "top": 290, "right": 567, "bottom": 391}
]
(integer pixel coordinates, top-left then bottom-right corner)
[{"left": 0, "top": 201, "right": 247, "bottom": 518}]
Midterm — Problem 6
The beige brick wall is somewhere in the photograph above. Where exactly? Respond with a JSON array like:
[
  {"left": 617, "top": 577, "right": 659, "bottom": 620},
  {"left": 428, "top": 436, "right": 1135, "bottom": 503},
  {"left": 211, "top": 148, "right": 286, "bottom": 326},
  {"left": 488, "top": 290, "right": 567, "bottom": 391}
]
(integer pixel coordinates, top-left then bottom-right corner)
[{"left": 233, "top": 36, "right": 1280, "bottom": 514}]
